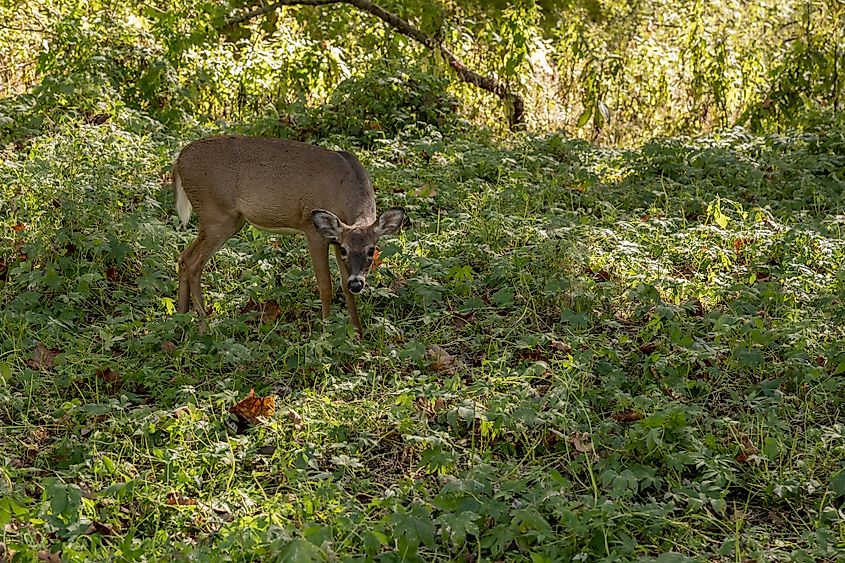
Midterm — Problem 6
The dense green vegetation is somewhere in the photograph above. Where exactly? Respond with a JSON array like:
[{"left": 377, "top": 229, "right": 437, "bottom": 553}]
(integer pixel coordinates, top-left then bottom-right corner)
[{"left": 1, "top": 0, "right": 845, "bottom": 561}]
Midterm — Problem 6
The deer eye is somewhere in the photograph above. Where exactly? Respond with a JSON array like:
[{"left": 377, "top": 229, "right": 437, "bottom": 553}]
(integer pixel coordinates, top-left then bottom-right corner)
[
  {"left": 340, "top": 247, "right": 348, "bottom": 258},
  {"left": 367, "top": 247, "right": 375, "bottom": 257}
]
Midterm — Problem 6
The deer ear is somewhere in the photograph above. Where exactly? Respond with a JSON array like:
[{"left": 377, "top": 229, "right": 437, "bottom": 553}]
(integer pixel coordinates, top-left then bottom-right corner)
[
  {"left": 311, "top": 209, "right": 343, "bottom": 241},
  {"left": 374, "top": 207, "right": 405, "bottom": 237}
]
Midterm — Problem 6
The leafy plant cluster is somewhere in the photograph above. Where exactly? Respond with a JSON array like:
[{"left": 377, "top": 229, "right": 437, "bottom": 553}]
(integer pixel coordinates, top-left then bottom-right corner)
[
  {"left": 1, "top": 114, "right": 844, "bottom": 560},
  {"left": 3, "top": 0, "right": 844, "bottom": 143}
]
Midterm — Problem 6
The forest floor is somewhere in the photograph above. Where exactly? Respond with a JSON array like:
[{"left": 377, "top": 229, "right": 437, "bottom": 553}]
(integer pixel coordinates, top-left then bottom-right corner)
[{"left": 1, "top": 119, "right": 844, "bottom": 561}]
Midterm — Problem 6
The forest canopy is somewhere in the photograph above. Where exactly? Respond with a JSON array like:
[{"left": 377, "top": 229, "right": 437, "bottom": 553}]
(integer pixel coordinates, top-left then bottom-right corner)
[{"left": 2, "top": 0, "right": 844, "bottom": 142}]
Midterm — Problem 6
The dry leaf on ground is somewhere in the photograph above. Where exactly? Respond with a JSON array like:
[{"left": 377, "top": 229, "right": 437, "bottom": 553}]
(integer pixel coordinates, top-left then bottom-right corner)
[
  {"left": 83, "top": 521, "right": 116, "bottom": 536},
  {"left": 96, "top": 367, "right": 121, "bottom": 384},
  {"left": 240, "top": 299, "right": 282, "bottom": 324},
  {"left": 165, "top": 492, "right": 197, "bottom": 506},
  {"left": 570, "top": 432, "right": 598, "bottom": 459},
  {"left": 550, "top": 340, "right": 571, "bottom": 353},
  {"left": 427, "top": 345, "right": 457, "bottom": 375},
  {"left": 452, "top": 312, "right": 477, "bottom": 329},
  {"left": 287, "top": 409, "right": 304, "bottom": 430},
  {"left": 612, "top": 410, "right": 644, "bottom": 423},
  {"left": 229, "top": 389, "right": 276, "bottom": 425},
  {"left": 736, "top": 434, "right": 760, "bottom": 463},
  {"left": 27, "top": 343, "right": 60, "bottom": 371}
]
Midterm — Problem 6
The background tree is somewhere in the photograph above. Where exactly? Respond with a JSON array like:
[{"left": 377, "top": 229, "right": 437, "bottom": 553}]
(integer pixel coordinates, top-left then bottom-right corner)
[{"left": 2, "top": 0, "right": 843, "bottom": 142}]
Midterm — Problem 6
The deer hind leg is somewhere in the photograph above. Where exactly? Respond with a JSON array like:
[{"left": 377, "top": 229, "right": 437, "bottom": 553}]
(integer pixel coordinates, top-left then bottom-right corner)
[
  {"left": 181, "top": 217, "right": 245, "bottom": 331},
  {"left": 306, "top": 234, "right": 332, "bottom": 323},
  {"left": 177, "top": 232, "right": 205, "bottom": 314},
  {"left": 334, "top": 245, "right": 363, "bottom": 338}
]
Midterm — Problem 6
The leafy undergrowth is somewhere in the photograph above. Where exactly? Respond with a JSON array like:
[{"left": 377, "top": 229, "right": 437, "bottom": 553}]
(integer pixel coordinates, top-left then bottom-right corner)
[{"left": 1, "top": 119, "right": 844, "bottom": 562}]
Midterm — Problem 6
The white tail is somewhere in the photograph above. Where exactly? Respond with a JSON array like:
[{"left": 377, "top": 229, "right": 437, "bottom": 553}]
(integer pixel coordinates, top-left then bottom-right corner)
[
  {"left": 173, "top": 135, "right": 405, "bottom": 337},
  {"left": 173, "top": 164, "right": 192, "bottom": 227}
]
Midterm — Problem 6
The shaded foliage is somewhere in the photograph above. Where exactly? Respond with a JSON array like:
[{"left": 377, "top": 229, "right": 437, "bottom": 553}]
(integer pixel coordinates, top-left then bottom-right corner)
[{"left": 2, "top": 0, "right": 844, "bottom": 141}]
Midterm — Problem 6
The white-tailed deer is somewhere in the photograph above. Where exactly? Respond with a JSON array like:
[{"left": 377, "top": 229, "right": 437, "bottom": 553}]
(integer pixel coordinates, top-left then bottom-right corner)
[{"left": 172, "top": 135, "right": 405, "bottom": 336}]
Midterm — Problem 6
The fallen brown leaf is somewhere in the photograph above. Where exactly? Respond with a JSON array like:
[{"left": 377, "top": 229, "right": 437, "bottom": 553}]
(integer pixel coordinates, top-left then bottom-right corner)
[
  {"left": 83, "top": 521, "right": 116, "bottom": 536},
  {"left": 229, "top": 389, "right": 276, "bottom": 426},
  {"left": 612, "top": 410, "right": 644, "bottom": 423},
  {"left": 389, "top": 278, "right": 407, "bottom": 291},
  {"left": 427, "top": 345, "right": 457, "bottom": 375},
  {"left": 768, "top": 510, "right": 786, "bottom": 527},
  {"left": 240, "top": 299, "right": 282, "bottom": 324},
  {"left": 685, "top": 298, "right": 705, "bottom": 317},
  {"left": 27, "top": 342, "right": 60, "bottom": 371},
  {"left": 639, "top": 342, "right": 657, "bottom": 354},
  {"left": 452, "top": 312, "right": 477, "bottom": 329},
  {"left": 96, "top": 367, "right": 121, "bottom": 384},
  {"left": 165, "top": 492, "right": 197, "bottom": 506},
  {"left": 550, "top": 340, "right": 571, "bottom": 354},
  {"left": 736, "top": 434, "right": 760, "bottom": 463},
  {"left": 259, "top": 300, "right": 281, "bottom": 324},
  {"left": 105, "top": 266, "right": 121, "bottom": 283},
  {"left": 570, "top": 432, "right": 598, "bottom": 459},
  {"left": 518, "top": 347, "right": 546, "bottom": 362},
  {"left": 161, "top": 340, "right": 177, "bottom": 354},
  {"left": 614, "top": 312, "right": 632, "bottom": 325},
  {"left": 37, "top": 551, "right": 61, "bottom": 563},
  {"left": 287, "top": 409, "right": 304, "bottom": 430}
]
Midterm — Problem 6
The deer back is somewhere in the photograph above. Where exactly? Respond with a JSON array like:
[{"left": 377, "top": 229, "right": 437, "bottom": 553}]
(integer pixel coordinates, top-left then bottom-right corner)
[{"left": 174, "top": 136, "right": 377, "bottom": 232}]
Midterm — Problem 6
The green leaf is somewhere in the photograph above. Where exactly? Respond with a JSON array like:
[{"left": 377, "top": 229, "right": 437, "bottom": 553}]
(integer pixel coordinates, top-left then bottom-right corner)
[
  {"left": 713, "top": 206, "right": 728, "bottom": 228},
  {"left": 278, "top": 539, "right": 324, "bottom": 562},
  {"left": 830, "top": 467, "right": 845, "bottom": 498},
  {"left": 737, "top": 348, "right": 763, "bottom": 367},
  {"left": 390, "top": 505, "right": 435, "bottom": 558},
  {"left": 492, "top": 288, "right": 514, "bottom": 306},
  {"left": 576, "top": 108, "right": 592, "bottom": 127},
  {"left": 44, "top": 478, "right": 82, "bottom": 522},
  {"left": 0, "top": 496, "right": 28, "bottom": 527},
  {"left": 363, "top": 531, "right": 388, "bottom": 556},
  {"left": 656, "top": 553, "right": 698, "bottom": 563},
  {"left": 437, "top": 510, "right": 480, "bottom": 545}
]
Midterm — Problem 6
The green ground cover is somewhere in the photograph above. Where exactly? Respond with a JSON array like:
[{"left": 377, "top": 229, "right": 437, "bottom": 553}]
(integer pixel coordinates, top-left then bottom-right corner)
[{"left": 1, "top": 118, "right": 844, "bottom": 561}]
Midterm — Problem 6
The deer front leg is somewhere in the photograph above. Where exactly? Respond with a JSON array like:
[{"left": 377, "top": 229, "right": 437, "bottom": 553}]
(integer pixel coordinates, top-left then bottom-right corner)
[
  {"left": 334, "top": 245, "right": 363, "bottom": 338},
  {"left": 306, "top": 235, "right": 332, "bottom": 323}
]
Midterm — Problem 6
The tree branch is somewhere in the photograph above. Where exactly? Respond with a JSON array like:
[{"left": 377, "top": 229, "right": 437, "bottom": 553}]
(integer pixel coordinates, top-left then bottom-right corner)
[{"left": 224, "top": 0, "right": 524, "bottom": 129}]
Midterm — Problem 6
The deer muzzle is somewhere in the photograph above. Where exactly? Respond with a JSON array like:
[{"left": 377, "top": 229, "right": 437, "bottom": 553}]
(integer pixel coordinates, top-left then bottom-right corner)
[{"left": 348, "top": 278, "right": 365, "bottom": 294}]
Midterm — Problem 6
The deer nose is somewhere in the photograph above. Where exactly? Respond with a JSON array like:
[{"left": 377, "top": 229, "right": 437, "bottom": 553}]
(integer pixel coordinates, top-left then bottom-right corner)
[{"left": 348, "top": 278, "right": 365, "bottom": 294}]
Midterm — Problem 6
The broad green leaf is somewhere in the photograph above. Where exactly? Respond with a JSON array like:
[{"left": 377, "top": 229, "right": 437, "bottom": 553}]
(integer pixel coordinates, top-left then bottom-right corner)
[
  {"left": 576, "top": 108, "right": 592, "bottom": 128},
  {"left": 278, "top": 538, "right": 324, "bottom": 562},
  {"left": 0, "top": 496, "right": 28, "bottom": 527},
  {"left": 830, "top": 467, "right": 845, "bottom": 498}
]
